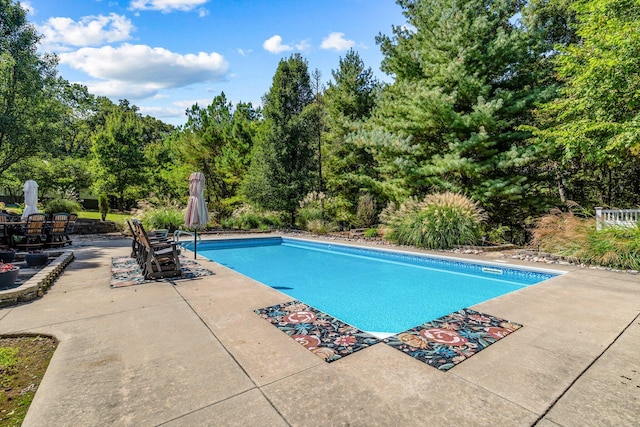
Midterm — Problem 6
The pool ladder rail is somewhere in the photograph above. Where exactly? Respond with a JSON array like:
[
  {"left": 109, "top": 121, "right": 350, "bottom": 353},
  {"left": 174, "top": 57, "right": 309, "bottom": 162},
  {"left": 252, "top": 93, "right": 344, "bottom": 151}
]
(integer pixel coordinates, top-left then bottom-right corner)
[{"left": 173, "top": 229, "right": 203, "bottom": 244}]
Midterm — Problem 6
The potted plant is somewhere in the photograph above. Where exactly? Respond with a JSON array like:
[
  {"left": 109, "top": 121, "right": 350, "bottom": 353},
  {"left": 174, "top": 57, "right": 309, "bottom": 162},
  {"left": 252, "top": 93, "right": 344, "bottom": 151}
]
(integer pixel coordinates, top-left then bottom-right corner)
[
  {"left": 0, "top": 248, "right": 15, "bottom": 264},
  {"left": 25, "top": 250, "right": 49, "bottom": 267},
  {"left": 0, "top": 262, "right": 19, "bottom": 289}
]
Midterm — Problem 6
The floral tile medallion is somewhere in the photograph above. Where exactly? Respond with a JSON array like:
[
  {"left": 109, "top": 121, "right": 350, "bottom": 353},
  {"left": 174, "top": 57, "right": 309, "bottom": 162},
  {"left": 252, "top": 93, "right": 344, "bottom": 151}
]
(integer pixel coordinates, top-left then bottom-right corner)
[
  {"left": 255, "top": 300, "right": 380, "bottom": 363},
  {"left": 383, "top": 308, "right": 522, "bottom": 371},
  {"left": 110, "top": 256, "right": 214, "bottom": 287}
]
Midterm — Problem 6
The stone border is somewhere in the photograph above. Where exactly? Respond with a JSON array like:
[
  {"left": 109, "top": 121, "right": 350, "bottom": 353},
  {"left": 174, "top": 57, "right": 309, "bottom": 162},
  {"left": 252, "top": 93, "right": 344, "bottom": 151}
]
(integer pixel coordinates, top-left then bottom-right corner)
[{"left": 0, "top": 251, "right": 75, "bottom": 307}]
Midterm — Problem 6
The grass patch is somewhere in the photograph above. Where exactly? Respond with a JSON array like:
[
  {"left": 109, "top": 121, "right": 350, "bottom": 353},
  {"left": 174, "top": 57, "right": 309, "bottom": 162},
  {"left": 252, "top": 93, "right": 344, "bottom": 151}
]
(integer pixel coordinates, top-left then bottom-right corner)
[
  {"left": 78, "top": 211, "right": 129, "bottom": 225},
  {"left": 0, "top": 335, "right": 57, "bottom": 426}
]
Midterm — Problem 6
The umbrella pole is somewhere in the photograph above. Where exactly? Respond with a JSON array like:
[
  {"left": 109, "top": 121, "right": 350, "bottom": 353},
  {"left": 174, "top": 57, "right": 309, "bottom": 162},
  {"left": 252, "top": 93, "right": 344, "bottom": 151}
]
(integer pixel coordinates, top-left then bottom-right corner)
[{"left": 194, "top": 228, "right": 197, "bottom": 259}]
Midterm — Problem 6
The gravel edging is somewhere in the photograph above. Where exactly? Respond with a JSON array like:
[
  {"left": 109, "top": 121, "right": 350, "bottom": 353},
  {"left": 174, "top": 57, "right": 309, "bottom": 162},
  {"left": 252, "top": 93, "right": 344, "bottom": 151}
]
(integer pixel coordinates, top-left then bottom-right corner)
[{"left": 0, "top": 251, "right": 75, "bottom": 307}]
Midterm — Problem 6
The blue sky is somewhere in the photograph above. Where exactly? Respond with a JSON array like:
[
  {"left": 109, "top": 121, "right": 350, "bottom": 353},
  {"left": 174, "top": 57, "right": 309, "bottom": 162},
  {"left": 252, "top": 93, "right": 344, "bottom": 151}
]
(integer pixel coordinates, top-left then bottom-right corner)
[{"left": 23, "top": 0, "right": 406, "bottom": 126}]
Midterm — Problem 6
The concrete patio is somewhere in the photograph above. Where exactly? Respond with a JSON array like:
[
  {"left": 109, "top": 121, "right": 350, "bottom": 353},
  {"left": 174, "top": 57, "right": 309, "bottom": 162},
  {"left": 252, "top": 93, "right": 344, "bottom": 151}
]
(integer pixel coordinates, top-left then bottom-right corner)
[{"left": 0, "top": 236, "right": 638, "bottom": 426}]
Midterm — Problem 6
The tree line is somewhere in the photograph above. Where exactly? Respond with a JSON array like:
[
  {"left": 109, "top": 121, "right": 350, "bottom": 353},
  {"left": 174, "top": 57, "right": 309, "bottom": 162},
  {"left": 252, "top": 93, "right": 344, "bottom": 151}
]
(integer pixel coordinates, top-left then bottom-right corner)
[{"left": 1, "top": 0, "right": 638, "bottom": 243}]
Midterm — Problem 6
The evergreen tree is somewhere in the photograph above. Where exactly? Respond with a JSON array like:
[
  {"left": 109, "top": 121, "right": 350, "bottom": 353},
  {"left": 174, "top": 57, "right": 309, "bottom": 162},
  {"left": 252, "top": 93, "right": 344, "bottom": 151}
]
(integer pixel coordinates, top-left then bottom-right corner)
[
  {"left": 370, "top": 0, "right": 555, "bottom": 229},
  {"left": 323, "top": 50, "right": 381, "bottom": 214},
  {"left": 174, "top": 93, "right": 258, "bottom": 215},
  {"left": 243, "top": 54, "right": 316, "bottom": 224}
]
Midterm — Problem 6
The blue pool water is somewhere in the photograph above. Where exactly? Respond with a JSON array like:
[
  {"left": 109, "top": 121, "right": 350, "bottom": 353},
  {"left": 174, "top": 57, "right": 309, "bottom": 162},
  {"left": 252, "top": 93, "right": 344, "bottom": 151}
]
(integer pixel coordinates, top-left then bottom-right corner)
[{"left": 191, "top": 237, "right": 560, "bottom": 335}]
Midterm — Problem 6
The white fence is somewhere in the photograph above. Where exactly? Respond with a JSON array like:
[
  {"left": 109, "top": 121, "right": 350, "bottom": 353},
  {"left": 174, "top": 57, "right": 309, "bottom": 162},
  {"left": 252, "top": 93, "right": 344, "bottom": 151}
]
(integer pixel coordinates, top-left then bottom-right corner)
[{"left": 595, "top": 207, "right": 640, "bottom": 230}]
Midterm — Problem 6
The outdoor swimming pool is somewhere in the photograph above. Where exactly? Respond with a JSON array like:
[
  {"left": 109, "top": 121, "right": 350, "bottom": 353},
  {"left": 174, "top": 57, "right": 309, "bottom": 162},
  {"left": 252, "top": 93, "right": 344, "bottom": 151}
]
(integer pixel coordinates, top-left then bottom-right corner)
[{"left": 190, "top": 237, "right": 561, "bottom": 336}]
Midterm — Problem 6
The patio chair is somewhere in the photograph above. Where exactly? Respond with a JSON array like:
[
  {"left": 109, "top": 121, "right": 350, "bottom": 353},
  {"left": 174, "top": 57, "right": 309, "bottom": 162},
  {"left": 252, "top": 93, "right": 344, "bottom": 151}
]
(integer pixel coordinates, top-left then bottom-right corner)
[
  {"left": 63, "top": 213, "right": 77, "bottom": 246},
  {"left": 0, "top": 213, "right": 10, "bottom": 248},
  {"left": 45, "top": 213, "right": 70, "bottom": 248},
  {"left": 128, "top": 219, "right": 173, "bottom": 262},
  {"left": 14, "top": 213, "right": 47, "bottom": 250},
  {"left": 134, "top": 220, "right": 181, "bottom": 280}
]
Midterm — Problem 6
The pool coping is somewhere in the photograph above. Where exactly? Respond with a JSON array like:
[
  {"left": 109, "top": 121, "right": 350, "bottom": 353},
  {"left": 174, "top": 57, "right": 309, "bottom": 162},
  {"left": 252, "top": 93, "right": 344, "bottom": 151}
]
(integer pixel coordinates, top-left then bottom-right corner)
[{"left": 185, "top": 234, "right": 570, "bottom": 276}]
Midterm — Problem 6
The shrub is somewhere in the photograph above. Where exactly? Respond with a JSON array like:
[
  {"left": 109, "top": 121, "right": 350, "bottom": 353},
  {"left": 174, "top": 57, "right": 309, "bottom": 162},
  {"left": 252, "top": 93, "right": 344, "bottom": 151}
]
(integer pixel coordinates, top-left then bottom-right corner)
[
  {"left": 532, "top": 209, "right": 640, "bottom": 270},
  {"left": 356, "top": 193, "right": 377, "bottom": 227},
  {"left": 297, "top": 191, "right": 326, "bottom": 229},
  {"left": 141, "top": 208, "right": 185, "bottom": 232},
  {"left": 306, "top": 219, "right": 338, "bottom": 235},
  {"left": 133, "top": 199, "right": 187, "bottom": 232},
  {"left": 364, "top": 228, "right": 379, "bottom": 238},
  {"left": 98, "top": 194, "right": 110, "bottom": 221},
  {"left": 381, "top": 192, "right": 486, "bottom": 249},
  {"left": 223, "top": 204, "right": 283, "bottom": 230},
  {"left": 43, "top": 198, "right": 82, "bottom": 215}
]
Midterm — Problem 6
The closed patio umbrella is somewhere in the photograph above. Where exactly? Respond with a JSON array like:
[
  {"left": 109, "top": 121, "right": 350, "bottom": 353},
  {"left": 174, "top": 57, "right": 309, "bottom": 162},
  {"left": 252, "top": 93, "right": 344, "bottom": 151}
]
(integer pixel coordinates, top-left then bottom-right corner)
[
  {"left": 21, "top": 180, "right": 39, "bottom": 221},
  {"left": 184, "top": 172, "right": 209, "bottom": 259}
]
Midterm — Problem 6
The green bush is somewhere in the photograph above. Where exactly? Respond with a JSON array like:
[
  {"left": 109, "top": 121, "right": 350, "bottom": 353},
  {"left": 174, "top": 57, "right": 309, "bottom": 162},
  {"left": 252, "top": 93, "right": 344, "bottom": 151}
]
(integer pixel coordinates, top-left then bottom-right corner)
[
  {"left": 140, "top": 208, "right": 185, "bottom": 232},
  {"left": 306, "top": 219, "right": 338, "bottom": 235},
  {"left": 98, "top": 194, "right": 110, "bottom": 221},
  {"left": 364, "top": 228, "right": 379, "bottom": 238},
  {"left": 222, "top": 204, "right": 283, "bottom": 230},
  {"left": 381, "top": 192, "right": 486, "bottom": 249},
  {"left": 43, "top": 198, "right": 82, "bottom": 215},
  {"left": 356, "top": 193, "right": 377, "bottom": 228},
  {"left": 297, "top": 191, "right": 326, "bottom": 230}
]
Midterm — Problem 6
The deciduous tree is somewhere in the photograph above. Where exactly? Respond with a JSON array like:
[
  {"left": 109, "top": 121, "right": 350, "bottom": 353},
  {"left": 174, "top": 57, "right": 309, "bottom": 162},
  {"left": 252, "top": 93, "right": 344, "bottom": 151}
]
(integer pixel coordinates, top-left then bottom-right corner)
[{"left": 243, "top": 54, "right": 316, "bottom": 224}]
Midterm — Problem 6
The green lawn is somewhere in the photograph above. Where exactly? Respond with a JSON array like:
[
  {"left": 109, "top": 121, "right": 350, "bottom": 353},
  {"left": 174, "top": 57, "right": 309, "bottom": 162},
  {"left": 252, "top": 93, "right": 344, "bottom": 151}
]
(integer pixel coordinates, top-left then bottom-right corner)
[{"left": 78, "top": 211, "right": 129, "bottom": 224}]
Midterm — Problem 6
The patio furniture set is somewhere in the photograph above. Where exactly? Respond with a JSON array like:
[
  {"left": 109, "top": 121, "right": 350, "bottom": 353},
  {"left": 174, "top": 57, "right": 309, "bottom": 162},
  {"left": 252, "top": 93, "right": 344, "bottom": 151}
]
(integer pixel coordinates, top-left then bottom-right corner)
[{"left": 0, "top": 212, "right": 77, "bottom": 251}]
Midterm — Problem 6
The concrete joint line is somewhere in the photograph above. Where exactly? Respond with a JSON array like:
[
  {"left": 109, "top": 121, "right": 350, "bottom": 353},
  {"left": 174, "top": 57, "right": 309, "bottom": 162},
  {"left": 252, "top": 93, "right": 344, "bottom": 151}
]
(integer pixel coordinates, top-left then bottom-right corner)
[
  {"left": 532, "top": 311, "right": 640, "bottom": 426},
  {"left": 172, "top": 286, "right": 293, "bottom": 426}
]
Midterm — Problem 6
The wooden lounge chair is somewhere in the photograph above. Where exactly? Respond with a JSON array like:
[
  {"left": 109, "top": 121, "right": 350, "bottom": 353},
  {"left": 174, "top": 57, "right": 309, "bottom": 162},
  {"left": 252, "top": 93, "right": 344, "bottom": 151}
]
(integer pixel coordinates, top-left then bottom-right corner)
[
  {"left": 14, "top": 213, "right": 47, "bottom": 250},
  {"left": 45, "top": 213, "right": 70, "bottom": 248},
  {"left": 64, "top": 213, "right": 77, "bottom": 246},
  {"left": 128, "top": 219, "right": 173, "bottom": 262},
  {"left": 134, "top": 220, "right": 181, "bottom": 280}
]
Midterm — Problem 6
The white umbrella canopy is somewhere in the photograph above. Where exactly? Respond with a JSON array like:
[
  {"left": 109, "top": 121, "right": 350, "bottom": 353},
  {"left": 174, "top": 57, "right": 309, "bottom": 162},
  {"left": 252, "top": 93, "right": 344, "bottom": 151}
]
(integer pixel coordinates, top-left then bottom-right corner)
[
  {"left": 184, "top": 172, "right": 209, "bottom": 258},
  {"left": 21, "top": 180, "right": 39, "bottom": 221}
]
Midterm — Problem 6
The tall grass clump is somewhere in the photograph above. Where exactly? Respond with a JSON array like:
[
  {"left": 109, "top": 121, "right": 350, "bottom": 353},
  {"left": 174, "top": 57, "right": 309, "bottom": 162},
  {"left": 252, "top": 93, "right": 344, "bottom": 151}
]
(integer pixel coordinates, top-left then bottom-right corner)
[
  {"left": 134, "top": 199, "right": 186, "bottom": 231},
  {"left": 221, "top": 204, "right": 283, "bottom": 230},
  {"left": 297, "top": 192, "right": 338, "bottom": 234},
  {"left": 380, "top": 192, "right": 486, "bottom": 249},
  {"left": 532, "top": 209, "right": 640, "bottom": 270}
]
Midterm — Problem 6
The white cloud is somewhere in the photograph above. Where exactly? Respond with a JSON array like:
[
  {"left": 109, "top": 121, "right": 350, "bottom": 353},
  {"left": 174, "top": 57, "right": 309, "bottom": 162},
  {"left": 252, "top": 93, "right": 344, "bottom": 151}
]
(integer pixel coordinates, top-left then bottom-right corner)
[
  {"left": 174, "top": 98, "right": 212, "bottom": 108},
  {"left": 320, "top": 32, "right": 355, "bottom": 51},
  {"left": 59, "top": 43, "right": 229, "bottom": 98},
  {"left": 237, "top": 48, "right": 253, "bottom": 56},
  {"left": 21, "top": 1, "right": 34, "bottom": 15},
  {"left": 263, "top": 35, "right": 292, "bottom": 54},
  {"left": 138, "top": 105, "right": 185, "bottom": 119},
  {"left": 38, "top": 14, "right": 134, "bottom": 50},
  {"left": 295, "top": 39, "right": 311, "bottom": 51},
  {"left": 129, "top": 0, "right": 209, "bottom": 13}
]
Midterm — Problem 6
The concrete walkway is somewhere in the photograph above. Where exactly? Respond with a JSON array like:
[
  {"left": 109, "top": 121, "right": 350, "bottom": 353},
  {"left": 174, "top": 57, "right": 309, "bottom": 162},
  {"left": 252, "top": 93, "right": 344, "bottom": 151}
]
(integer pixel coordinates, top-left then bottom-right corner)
[{"left": 0, "top": 237, "right": 638, "bottom": 426}]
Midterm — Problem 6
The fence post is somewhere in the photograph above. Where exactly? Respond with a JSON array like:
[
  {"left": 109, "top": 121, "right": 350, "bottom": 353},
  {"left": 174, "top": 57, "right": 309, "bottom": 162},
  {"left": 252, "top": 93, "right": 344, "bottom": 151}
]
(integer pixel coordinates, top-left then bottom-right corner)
[{"left": 595, "top": 207, "right": 603, "bottom": 231}]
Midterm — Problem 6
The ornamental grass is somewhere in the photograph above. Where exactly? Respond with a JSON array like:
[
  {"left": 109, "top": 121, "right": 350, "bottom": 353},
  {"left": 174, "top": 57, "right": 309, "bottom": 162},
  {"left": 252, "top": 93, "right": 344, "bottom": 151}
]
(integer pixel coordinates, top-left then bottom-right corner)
[
  {"left": 381, "top": 192, "right": 486, "bottom": 250},
  {"left": 532, "top": 209, "right": 640, "bottom": 270}
]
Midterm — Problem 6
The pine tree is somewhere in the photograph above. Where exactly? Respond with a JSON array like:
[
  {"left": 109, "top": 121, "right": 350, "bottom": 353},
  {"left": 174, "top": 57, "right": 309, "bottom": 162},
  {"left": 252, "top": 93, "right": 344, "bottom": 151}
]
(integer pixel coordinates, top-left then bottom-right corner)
[
  {"left": 323, "top": 50, "right": 381, "bottom": 215},
  {"left": 369, "top": 0, "right": 555, "bottom": 226}
]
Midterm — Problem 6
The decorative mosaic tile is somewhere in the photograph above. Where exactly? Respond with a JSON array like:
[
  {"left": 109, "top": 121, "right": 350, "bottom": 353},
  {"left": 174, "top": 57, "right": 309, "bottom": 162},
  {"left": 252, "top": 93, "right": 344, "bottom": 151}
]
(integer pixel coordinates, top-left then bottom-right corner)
[
  {"left": 110, "top": 256, "right": 214, "bottom": 288},
  {"left": 255, "top": 300, "right": 380, "bottom": 363},
  {"left": 383, "top": 308, "right": 522, "bottom": 371}
]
